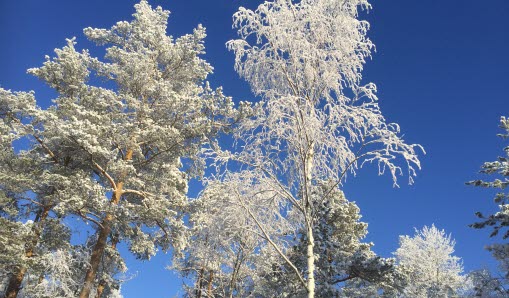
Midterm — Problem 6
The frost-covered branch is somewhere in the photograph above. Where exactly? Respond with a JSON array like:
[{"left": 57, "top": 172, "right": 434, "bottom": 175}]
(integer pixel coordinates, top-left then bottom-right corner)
[
  {"left": 220, "top": 0, "right": 424, "bottom": 296},
  {"left": 233, "top": 188, "right": 308, "bottom": 291}
]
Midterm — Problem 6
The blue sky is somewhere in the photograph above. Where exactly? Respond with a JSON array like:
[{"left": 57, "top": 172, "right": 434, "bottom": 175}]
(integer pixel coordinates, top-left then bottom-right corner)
[{"left": 1, "top": 0, "right": 508, "bottom": 296}]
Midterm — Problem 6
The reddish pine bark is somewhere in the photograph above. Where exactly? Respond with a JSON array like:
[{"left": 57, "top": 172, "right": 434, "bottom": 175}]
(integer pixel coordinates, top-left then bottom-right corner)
[
  {"left": 79, "top": 150, "right": 133, "bottom": 298},
  {"left": 4, "top": 205, "right": 51, "bottom": 298}
]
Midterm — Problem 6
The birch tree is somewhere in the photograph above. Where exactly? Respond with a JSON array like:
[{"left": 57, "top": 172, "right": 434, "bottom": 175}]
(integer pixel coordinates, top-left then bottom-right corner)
[
  {"left": 219, "top": 0, "right": 423, "bottom": 296},
  {"left": 394, "top": 225, "right": 466, "bottom": 297},
  {"left": 173, "top": 178, "right": 266, "bottom": 297},
  {"left": 1, "top": 1, "right": 240, "bottom": 297}
]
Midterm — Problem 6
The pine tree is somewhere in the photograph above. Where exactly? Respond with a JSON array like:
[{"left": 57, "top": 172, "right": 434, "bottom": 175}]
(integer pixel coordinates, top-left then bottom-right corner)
[
  {"left": 468, "top": 115, "right": 509, "bottom": 295},
  {"left": 0, "top": 88, "right": 73, "bottom": 298},
  {"left": 464, "top": 269, "right": 507, "bottom": 298},
  {"left": 254, "top": 182, "right": 400, "bottom": 297},
  {"left": 1, "top": 1, "right": 241, "bottom": 296}
]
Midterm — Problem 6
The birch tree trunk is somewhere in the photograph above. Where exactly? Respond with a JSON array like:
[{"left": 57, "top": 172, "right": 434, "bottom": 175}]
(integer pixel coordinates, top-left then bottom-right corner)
[
  {"left": 5, "top": 205, "right": 51, "bottom": 298},
  {"left": 228, "top": 248, "right": 242, "bottom": 298},
  {"left": 79, "top": 149, "right": 133, "bottom": 298},
  {"left": 305, "top": 142, "right": 315, "bottom": 298},
  {"left": 306, "top": 222, "right": 315, "bottom": 298},
  {"left": 196, "top": 267, "right": 205, "bottom": 298}
]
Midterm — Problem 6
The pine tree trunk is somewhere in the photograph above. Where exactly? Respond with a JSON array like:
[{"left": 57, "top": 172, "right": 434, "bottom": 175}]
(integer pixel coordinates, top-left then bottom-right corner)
[
  {"left": 207, "top": 270, "right": 214, "bottom": 297},
  {"left": 79, "top": 217, "right": 113, "bottom": 298},
  {"left": 4, "top": 267, "right": 28, "bottom": 298},
  {"left": 4, "top": 205, "right": 51, "bottom": 298},
  {"left": 95, "top": 238, "right": 118, "bottom": 298},
  {"left": 95, "top": 281, "right": 105, "bottom": 298},
  {"left": 79, "top": 150, "right": 133, "bottom": 298}
]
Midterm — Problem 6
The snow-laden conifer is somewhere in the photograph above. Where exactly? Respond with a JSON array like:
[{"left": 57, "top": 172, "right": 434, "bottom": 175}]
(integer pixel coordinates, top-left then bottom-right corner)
[
  {"left": 0, "top": 88, "right": 77, "bottom": 298},
  {"left": 468, "top": 116, "right": 509, "bottom": 295},
  {"left": 251, "top": 182, "right": 401, "bottom": 297},
  {"left": 1, "top": 1, "right": 242, "bottom": 297}
]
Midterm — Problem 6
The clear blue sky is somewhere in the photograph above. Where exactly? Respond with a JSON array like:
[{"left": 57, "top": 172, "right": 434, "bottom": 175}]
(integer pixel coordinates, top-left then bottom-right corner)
[{"left": 1, "top": 0, "right": 508, "bottom": 296}]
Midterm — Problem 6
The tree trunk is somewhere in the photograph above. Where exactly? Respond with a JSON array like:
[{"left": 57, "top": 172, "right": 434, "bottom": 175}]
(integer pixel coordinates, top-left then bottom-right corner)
[
  {"left": 79, "top": 150, "right": 133, "bottom": 298},
  {"left": 79, "top": 217, "right": 113, "bottom": 298},
  {"left": 305, "top": 142, "right": 315, "bottom": 298},
  {"left": 207, "top": 270, "right": 214, "bottom": 297},
  {"left": 95, "top": 281, "right": 105, "bottom": 298},
  {"left": 95, "top": 238, "right": 118, "bottom": 298},
  {"left": 306, "top": 222, "right": 315, "bottom": 298},
  {"left": 228, "top": 248, "right": 242, "bottom": 298},
  {"left": 196, "top": 267, "right": 205, "bottom": 298},
  {"left": 5, "top": 267, "right": 28, "bottom": 298},
  {"left": 4, "top": 205, "right": 51, "bottom": 298}
]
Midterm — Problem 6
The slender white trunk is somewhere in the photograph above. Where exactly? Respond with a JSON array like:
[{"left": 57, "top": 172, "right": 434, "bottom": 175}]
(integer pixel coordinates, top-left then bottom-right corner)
[
  {"left": 306, "top": 221, "right": 315, "bottom": 298},
  {"left": 305, "top": 142, "right": 315, "bottom": 298}
]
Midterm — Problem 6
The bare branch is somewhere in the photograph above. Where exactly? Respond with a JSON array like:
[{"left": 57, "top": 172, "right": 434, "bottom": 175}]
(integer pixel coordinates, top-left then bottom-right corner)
[{"left": 91, "top": 160, "right": 117, "bottom": 190}]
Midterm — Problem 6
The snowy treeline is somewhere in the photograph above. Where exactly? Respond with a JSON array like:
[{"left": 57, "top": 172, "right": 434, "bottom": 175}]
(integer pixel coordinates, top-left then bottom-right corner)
[{"left": 0, "top": 1, "right": 508, "bottom": 297}]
